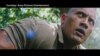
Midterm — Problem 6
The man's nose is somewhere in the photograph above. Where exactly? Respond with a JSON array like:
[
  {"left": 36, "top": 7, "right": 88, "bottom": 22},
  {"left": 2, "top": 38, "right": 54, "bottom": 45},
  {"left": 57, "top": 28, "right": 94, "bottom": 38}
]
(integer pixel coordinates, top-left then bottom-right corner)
[{"left": 79, "top": 18, "right": 88, "bottom": 29}]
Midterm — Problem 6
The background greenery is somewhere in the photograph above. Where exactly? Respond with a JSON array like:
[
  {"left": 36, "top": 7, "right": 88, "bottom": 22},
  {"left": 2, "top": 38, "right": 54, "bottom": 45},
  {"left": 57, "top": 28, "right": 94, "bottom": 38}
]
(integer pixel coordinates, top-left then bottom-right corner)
[
  {"left": 0, "top": 8, "right": 100, "bottom": 49},
  {"left": 0, "top": 8, "right": 60, "bottom": 28}
]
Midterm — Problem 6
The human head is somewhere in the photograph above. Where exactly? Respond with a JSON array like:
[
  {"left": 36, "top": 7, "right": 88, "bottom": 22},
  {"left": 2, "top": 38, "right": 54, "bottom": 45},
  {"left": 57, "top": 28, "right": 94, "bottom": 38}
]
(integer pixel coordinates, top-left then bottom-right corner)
[{"left": 60, "top": 8, "right": 96, "bottom": 45}]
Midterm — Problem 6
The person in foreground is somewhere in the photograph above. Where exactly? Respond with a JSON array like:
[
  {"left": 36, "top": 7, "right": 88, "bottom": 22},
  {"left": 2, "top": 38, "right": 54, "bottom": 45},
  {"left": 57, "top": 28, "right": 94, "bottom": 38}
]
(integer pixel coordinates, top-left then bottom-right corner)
[{"left": 0, "top": 8, "right": 96, "bottom": 49}]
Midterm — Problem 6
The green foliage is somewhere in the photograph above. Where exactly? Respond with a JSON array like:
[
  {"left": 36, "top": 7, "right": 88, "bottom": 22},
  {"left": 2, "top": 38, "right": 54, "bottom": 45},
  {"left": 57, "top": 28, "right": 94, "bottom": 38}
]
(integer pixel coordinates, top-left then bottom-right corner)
[{"left": 0, "top": 8, "right": 60, "bottom": 28}]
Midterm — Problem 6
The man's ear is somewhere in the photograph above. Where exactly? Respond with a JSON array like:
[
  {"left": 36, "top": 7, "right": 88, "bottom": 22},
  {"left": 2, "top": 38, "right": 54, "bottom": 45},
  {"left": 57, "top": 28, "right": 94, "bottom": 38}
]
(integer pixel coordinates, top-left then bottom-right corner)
[{"left": 60, "top": 13, "right": 67, "bottom": 25}]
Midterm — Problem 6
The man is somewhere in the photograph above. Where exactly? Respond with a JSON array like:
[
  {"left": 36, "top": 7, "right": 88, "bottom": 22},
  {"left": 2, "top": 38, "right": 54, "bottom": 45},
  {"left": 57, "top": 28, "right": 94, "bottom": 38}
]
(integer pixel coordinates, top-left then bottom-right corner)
[{"left": 0, "top": 8, "right": 96, "bottom": 49}]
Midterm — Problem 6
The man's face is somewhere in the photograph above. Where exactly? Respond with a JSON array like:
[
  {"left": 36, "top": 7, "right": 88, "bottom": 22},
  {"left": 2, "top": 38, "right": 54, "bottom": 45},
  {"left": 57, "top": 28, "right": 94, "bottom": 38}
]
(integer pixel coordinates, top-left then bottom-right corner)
[{"left": 61, "top": 8, "right": 96, "bottom": 45}]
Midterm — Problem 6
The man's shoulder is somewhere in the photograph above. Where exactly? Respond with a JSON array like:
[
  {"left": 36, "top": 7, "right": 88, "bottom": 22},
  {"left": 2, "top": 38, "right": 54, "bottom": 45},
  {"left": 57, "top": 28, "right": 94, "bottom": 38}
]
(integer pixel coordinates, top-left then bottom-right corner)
[
  {"left": 17, "top": 16, "right": 58, "bottom": 35},
  {"left": 34, "top": 17, "right": 58, "bottom": 37},
  {"left": 16, "top": 17, "right": 58, "bottom": 49},
  {"left": 27, "top": 17, "right": 58, "bottom": 48},
  {"left": 32, "top": 17, "right": 58, "bottom": 32}
]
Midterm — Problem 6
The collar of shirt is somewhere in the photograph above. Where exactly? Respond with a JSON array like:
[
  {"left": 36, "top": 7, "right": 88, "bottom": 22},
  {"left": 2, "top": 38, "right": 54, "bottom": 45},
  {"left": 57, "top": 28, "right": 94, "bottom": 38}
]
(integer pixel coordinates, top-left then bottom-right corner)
[{"left": 57, "top": 25, "right": 64, "bottom": 44}]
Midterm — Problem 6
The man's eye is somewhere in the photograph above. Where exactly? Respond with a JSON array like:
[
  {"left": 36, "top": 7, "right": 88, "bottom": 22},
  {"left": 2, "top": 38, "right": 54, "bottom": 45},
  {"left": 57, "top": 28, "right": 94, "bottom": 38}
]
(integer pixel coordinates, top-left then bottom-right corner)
[
  {"left": 89, "top": 19, "right": 94, "bottom": 26},
  {"left": 76, "top": 12, "right": 86, "bottom": 18}
]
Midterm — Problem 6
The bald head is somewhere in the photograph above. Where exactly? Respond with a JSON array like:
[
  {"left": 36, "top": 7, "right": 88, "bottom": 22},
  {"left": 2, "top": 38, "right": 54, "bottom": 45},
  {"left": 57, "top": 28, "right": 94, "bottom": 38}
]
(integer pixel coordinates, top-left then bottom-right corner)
[{"left": 68, "top": 8, "right": 96, "bottom": 20}]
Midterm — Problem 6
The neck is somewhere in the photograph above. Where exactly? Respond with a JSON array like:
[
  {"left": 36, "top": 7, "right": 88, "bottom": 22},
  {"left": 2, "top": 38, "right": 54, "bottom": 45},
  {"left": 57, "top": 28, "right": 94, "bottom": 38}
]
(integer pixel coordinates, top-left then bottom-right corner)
[
  {"left": 63, "top": 40, "right": 78, "bottom": 49},
  {"left": 60, "top": 26, "right": 79, "bottom": 49},
  {"left": 62, "top": 33, "right": 79, "bottom": 49}
]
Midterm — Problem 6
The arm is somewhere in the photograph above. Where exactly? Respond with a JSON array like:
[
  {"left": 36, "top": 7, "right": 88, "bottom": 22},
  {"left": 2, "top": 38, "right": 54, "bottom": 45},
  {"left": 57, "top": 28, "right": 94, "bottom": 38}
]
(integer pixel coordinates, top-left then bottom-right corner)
[
  {"left": 1, "top": 17, "right": 39, "bottom": 49},
  {"left": 0, "top": 30, "right": 16, "bottom": 49},
  {"left": 0, "top": 17, "right": 51, "bottom": 49}
]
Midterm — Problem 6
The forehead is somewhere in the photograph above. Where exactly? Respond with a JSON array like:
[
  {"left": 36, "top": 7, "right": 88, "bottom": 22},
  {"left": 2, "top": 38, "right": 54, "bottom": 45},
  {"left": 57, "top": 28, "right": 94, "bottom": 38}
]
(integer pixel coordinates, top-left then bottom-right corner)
[{"left": 68, "top": 8, "right": 96, "bottom": 19}]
